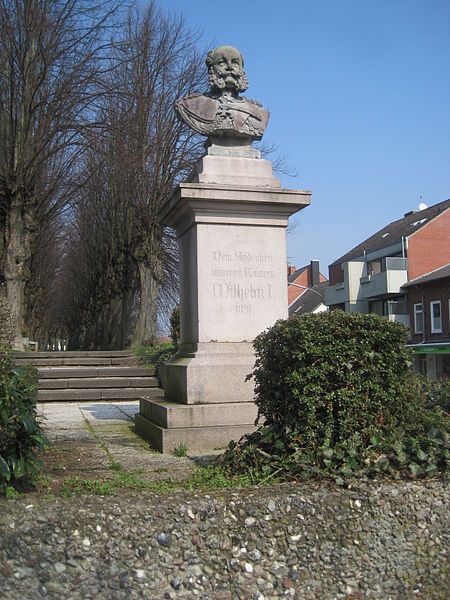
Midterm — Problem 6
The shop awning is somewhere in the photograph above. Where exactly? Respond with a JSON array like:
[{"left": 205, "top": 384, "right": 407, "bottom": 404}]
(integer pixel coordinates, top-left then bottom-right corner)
[{"left": 406, "top": 343, "right": 450, "bottom": 354}]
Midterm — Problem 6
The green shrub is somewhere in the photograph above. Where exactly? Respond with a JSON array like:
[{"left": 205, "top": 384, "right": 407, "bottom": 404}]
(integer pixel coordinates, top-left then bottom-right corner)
[
  {"left": 220, "top": 311, "right": 449, "bottom": 481},
  {"left": 252, "top": 310, "right": 414, "bottom": 449},
  {"left": 0, "top": 350, "right": 49, "bottom": 492},
  {"left": 134, "top": 306, "right": 179, "bottom": 376},
  {"left": 428, "top": 378, "right": 450, "bottom": 413},
  {"left": 136, "top": 341, "right": 177, "bottom": 371}
]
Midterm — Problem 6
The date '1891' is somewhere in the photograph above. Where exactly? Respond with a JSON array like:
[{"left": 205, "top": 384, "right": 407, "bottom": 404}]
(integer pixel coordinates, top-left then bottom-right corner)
[{"left": 235, "top": 304, "right": 253, "bottom": 315}]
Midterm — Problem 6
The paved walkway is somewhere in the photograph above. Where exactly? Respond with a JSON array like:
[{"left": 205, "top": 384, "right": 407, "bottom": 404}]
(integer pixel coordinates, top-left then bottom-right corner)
[
  {"left": 38, "top": 400, "right": 140, "bottom": 443},
  {"left": 37, "top": 401, "right": 212, "bottom": 483}
]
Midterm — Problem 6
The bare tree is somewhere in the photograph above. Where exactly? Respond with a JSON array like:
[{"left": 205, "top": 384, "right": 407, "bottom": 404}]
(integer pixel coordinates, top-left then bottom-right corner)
[
  {"left": 24, "top": 213, "right": 62, "bottom": 344},
  {"left": 59, "top": 128, "right": 139, "bottom": 350},
  {"left": 0, "top": 0, "right": 123, "bottom": 347},
  {"left": 109, "top": 3, "right": 205, "bottom": 346}
]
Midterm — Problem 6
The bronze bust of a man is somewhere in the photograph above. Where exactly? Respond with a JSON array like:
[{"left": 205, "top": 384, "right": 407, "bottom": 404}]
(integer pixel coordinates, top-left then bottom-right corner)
[{"left": 175, "top": 46, "right": 270, "bottom": 140}]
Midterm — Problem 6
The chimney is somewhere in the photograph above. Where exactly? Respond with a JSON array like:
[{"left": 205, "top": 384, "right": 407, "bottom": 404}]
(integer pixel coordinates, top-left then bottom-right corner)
[
  {"left": 288, "top": 264, "right": 296, "bottom": 276},
  {"left": 310, "top": 260, "right": 320, "bottom": 286}
]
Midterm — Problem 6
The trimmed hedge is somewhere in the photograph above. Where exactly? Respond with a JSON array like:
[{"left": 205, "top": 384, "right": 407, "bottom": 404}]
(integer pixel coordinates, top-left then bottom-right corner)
[
  {"left": 221, "top": 311, "right": 449, "bottom": 480},
  {"left": 252, "top": 310, "right": 414, "bottom": 449}
]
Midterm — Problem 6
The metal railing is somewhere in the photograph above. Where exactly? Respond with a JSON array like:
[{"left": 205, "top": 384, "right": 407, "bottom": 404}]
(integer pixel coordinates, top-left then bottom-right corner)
[{"left": 381, "top": 257, "right": 408, "bottom": 271}]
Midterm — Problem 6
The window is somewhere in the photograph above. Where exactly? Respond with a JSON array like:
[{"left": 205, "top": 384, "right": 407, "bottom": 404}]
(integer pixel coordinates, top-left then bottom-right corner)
[
  {"left": 430, "top": 301, "right": 442, "bottom": 333},
  {"left": 370, "top": 300, "right": 383, "bottom": 316},
  {"left": 367, "top": 260, "right": 381, "bottom": 275},
  {"left": 414, "top": 303, "right": 423, "bottom": 333}
]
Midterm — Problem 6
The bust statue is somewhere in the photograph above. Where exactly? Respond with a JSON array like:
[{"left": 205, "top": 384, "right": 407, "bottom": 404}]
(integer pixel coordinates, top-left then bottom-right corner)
[{"left": 175, "top": 46, "right": 270, "bottom": 141}]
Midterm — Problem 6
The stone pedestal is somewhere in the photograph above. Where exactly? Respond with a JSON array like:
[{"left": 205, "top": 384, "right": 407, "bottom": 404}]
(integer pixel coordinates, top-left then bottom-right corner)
[{"left": 135, "top": 151, "right": 310, "bottom": 452}]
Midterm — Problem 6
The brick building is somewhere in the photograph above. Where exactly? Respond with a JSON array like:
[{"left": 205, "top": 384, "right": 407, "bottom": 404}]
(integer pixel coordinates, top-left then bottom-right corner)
[
  {"left": 325, "top": 198, "right": 450, "bottom": 378},
  {"left": 288, "top": 260, "right": 328, "bottom": 317},
  {"left": 403, "top": 263, "right": 450, "bottom": 379}
]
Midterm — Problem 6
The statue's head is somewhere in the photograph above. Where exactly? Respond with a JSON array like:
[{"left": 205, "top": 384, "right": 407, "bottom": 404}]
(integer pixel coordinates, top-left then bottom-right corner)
[{"left": 206, "top": 45, "right": 249, "bottom": 94}]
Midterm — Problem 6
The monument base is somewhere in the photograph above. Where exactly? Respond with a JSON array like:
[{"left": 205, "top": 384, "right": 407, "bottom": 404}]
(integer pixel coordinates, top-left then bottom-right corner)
[
  {"left": 163, "top": 342, "right": 255, "bottom": 404},
  {"left": 135, "top": 396, "right": 258, "bottom": 453},
  {"left": 135, "top": 342, "right": 258, "bottom": 453}
]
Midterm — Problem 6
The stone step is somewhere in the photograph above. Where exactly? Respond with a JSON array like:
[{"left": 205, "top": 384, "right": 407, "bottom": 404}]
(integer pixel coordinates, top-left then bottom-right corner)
[
  {"left": 39, "top": 377, "right": 159, "bottom": 390},
  {"left": 15, "top": 351, "right": 134, "bottom": 359},
  {"left": 135, "top": 397, "right": 258, "bottom": 452},
  {"left": 13, "top": 350, "right": 158, "bottom": 403},
  {"left": 37, "top": 366, "right": 155, "bottom": 379},
  {"left": 14, "top": 356, "right": 137, "bottom": 367},
  {"left": 139, "top": 396, "right": 258, "bottom": 429},
  {"left": 135, "top": 413, "right": 256, "bottom": 453},
  {"left": 38, "top": 387, "right": 162, "bottom": 402}
]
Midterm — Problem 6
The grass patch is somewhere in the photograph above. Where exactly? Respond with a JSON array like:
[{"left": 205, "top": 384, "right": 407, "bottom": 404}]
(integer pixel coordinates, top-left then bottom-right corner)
[
  {"left": 59, "top": 472, "right": 174, "bottom": 497},
  {"left": 5, "top": 485, "right": 19, "bottom": 500},
  {"left": 185, "top": 465, "right": 260, "bottom": 490},
  {"left": 57, "top": 463, "right": 270, "bottom": 498},
  {"left": 61, "top": 477, "right": 117, "bottom": 497},
  {"left": 34, "top": 474, "right": 52, "bottom": 493},
  {"left": 171, "top": 442, "right": 188, "bottom": 457},
  {"left": 109, "top": 459, "right": 122, "bottom": 472},
  {"left": 56, "top": 446, "right": 76, "bottom": 454}
]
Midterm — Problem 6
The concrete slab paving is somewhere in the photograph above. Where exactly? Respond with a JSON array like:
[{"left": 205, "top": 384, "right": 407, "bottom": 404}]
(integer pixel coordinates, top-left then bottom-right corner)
[
  {"left": 38, "top": 403, "right": 90, "bottom": 434},
  {"left": 36, "top": 400, "right": 216, "bottom": 485},
  {"left": 79, "top": 401, "right": 137, "bottom": 424}
]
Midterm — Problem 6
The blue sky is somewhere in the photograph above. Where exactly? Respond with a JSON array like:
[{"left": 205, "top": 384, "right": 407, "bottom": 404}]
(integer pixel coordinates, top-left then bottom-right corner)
[{"left": 163, "top": 0, "right": 450, "bottom": 274}]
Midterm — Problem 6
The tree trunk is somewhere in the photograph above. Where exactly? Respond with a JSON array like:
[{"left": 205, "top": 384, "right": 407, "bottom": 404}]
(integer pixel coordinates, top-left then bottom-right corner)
[
  {"left": 121, "top": 287, "right": 135, "bottom": 348},
  {"left": 132, "top": 263, "right": 159, "bottom": 346},
  {"left": 100, "top": 292, "right": 134, "bottom": 350},
  {"left": 3, "top": 200, "right": 30, "bottom": 349}
]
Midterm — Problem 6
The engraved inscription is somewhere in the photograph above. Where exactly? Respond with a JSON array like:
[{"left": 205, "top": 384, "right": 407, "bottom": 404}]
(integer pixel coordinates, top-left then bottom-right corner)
[
  {"left": 211, "top": 249, "right": 275, "bottom": 316},
  {"left": 213, "top": 250, "right": 272, "bottom": 263},
  {"left": 213, "top": 282, "right": 272, "bottom": 300},
  {"left": 235, "top": 304, "right": 252, "bottom": 315}
]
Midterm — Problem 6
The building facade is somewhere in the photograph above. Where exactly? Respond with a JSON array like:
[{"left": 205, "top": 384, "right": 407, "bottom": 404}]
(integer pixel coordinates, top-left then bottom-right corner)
[
  {"left": 403, "top": 264, "right": 450, "bottom": 379},
  {"left": 325, "top": 199, "right": 450, "bottom": 379},
  {"left": 288, "top": 260, "right": 328, "bottom": 317}
]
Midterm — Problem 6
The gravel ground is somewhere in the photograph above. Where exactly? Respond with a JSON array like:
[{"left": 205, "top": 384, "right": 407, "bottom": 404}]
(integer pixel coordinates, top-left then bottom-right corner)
[{"left": 0, "top": 479, "right": 448, "bottom": 599}]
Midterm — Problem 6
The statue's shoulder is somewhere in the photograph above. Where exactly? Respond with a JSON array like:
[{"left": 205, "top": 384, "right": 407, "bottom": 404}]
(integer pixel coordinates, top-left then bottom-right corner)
[
  {"left": 176, "top": 93, "right": 218, "bottom": 113},
  {"left": 175, "top": 93, "right": 219, "bottom": 135},
  {"left": 178, "top": 92, "right": 207, "bottom": 102},
  {"left": 244, "top": 97, "right": 263, "bottom": 108}
]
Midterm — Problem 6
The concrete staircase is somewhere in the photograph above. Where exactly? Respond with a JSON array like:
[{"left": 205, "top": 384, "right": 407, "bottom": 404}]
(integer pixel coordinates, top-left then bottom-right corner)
[{"left": 13, "top": 351, "right": 161, "bottom": 402}]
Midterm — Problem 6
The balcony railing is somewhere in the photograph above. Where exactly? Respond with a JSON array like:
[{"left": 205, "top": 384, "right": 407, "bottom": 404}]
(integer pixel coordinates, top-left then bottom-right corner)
[
  {"left": 359, "top": 258, "right": 408, "bottom": 299},
  {"left": 325, "top": 282, "right": 345, "bottom": 306},
  {"left": 382, "top": 257, "right": 408, "bottom": 271}
]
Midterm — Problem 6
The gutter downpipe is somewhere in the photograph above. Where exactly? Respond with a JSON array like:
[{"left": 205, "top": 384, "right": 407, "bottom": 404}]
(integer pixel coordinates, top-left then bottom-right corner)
[
  {"left": 420, "top": 287, "right": 426, "bottom": 376},
  {"left": 421, "top": 288, "right": 425, "bottom": 345}
]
